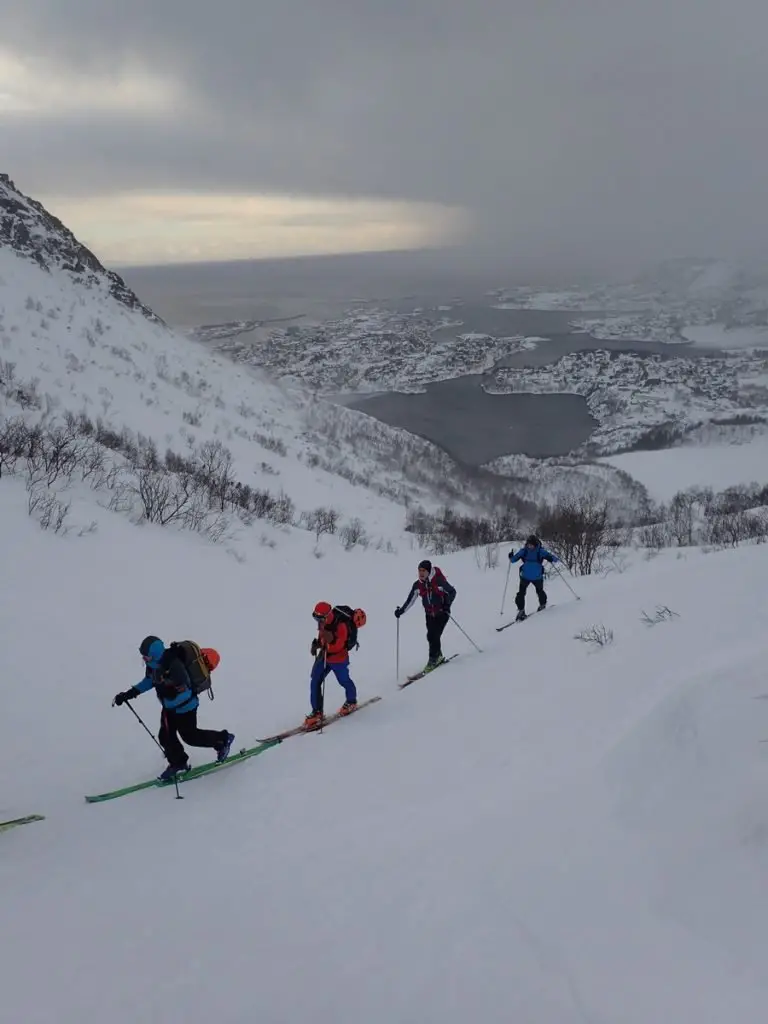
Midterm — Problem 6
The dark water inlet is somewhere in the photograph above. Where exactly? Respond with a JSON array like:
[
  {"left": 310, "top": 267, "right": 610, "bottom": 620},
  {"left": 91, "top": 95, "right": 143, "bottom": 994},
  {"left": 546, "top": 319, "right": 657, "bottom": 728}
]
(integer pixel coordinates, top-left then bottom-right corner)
[{"left": 349, "top": 376, "right": 597, "bottom": 466}]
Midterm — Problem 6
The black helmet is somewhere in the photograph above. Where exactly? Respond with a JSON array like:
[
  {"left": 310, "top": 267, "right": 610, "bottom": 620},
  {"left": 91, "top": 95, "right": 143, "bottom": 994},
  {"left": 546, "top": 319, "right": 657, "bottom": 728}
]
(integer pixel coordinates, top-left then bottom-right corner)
[
  {"left": 418, "top": 559, "right": 432, "bottom": 571},
  {"left": 139, "top": 635, "right": 162, "bottom": 657}
]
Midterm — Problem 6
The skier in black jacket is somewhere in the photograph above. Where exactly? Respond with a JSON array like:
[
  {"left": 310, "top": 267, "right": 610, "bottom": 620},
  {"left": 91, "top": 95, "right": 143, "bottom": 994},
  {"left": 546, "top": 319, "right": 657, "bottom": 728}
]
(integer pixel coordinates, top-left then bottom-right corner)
[{"left": 395, "top": 559, "right": 456, "bottom": 671}]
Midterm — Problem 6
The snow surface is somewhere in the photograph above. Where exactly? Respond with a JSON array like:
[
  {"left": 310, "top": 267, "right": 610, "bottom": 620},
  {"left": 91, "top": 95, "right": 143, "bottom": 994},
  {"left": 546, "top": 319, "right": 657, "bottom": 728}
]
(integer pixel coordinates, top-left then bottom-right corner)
[
  {"left": 4, "top": 471, "right": 768, "bottom": 1023},
  {"left": 682, "top": 323, "right": 768, "bottom": 350},
  {"left": 602, "top": 436, "right": 768, "bottom": 501}
]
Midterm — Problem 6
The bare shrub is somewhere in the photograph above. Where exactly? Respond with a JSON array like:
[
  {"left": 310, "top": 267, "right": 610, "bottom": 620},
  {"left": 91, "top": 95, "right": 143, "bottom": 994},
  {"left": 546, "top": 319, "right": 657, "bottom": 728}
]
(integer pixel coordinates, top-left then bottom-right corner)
[
  {"left": 405, "top": 505, "right": 518, "bottom": 554},
  {"left": 668, "top": 490, "right": 699, "bottom": 547},
  {"left": 30, "top": 423, "right": 89, "bottom": 486},
  {"left": 193, "top": 440, "right": 235, "bottom": 511},
  {"left": 537, "top": 495, "right": 610, "bottom": 575},
  {"left": 130, "top": 466, "right": 195, "bottom": 525},
  {"left": 639, "top": 521, "right": 671, "bottom": 550},
  {"left": 0, "top": 417, "right": 31, "bottom": 477},
  {"left": 573, "top": 624, "right": 614, "bottom": 647},
  {"left": 474, "top": 542, "right": 500, "bottom": 570},
  {"left": 78, "top": 442, "right": 106, "bottom": 483},
  {"left": 268, "top": 491, "right": 295, "bottom": 525},
  {"left": 27, "top": 486, "right": 71, "bottom": 534},
  {"left": 640, "top": 605, "right": 680, "bottom": 626},
  {"left": 100, "top": 484, "right": 134, "bottom": 515},
  {"left": 594, "top": 549, "right": 630, "bottom": 577},
  {"left": 302, "top": 506, "right": 340, "bottom": 541},
  {"left": 703, "top": 510, "right": 768, "bottom": 548},
  {"left": 253, "top": 431, "right": 287, "bottom": 456},
  {"left": 339, "top": 517, "right": 369, "bottom": 550}
]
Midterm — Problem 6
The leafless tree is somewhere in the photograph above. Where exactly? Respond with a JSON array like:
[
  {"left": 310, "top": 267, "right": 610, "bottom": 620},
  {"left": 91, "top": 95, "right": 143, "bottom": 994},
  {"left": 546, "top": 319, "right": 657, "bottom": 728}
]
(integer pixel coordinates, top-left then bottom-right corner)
[{"left": 537, "top": 495, "right": 611, "bottom": 575}]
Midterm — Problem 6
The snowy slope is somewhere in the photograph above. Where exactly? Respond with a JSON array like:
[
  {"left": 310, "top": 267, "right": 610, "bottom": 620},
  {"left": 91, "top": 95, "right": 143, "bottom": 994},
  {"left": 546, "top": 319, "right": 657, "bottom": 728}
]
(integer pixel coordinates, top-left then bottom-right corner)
[
  {"left": 3, "top": 473, "right": 768, "bottom": 1023},
  {"left": 602, "top": 436, "right": 768, "bottom": 501},
  {"left": 0, "top": 240, "right": 421, "bottom": 534}
]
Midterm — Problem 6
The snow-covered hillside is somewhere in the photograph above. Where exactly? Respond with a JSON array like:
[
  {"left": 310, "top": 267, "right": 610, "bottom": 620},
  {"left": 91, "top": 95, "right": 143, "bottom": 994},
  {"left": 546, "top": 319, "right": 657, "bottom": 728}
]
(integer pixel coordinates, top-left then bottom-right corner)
[
  {"left": 4, "top": 472, "right": 768, "bottom": 1023},
  {"left": 1, "top": 176, "right": 537, "bottom": 546}
]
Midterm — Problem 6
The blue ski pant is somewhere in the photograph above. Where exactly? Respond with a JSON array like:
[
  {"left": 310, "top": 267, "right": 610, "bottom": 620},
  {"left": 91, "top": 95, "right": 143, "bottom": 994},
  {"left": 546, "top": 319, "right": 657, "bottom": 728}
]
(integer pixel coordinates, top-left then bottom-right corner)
[{"left": 310, "top": 657, "right": 357, "bottom": 713}]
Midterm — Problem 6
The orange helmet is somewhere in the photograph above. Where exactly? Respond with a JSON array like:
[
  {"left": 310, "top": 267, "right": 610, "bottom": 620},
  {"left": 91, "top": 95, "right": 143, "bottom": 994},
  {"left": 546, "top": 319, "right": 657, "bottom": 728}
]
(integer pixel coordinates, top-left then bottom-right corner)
[
  {"left": 201, "top": 647, "right": 220, "bottom": 671},
  {"left": 312, "top": 601, "right": 333, "bottom": 624}
]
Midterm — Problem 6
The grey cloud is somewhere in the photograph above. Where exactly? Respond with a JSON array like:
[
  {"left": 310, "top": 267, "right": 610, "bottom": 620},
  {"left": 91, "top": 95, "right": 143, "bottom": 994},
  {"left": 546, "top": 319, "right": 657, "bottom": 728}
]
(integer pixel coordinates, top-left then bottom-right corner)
[{"left": 4, "top": 0, "right": 768, "bottom": 270}]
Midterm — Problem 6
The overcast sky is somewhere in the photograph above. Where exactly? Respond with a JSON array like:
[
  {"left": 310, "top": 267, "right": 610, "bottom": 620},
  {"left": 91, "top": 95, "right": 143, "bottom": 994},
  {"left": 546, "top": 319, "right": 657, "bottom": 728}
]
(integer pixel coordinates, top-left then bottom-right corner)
[{"left": 2, "top": 0, "right": 768, "bottom": 269}]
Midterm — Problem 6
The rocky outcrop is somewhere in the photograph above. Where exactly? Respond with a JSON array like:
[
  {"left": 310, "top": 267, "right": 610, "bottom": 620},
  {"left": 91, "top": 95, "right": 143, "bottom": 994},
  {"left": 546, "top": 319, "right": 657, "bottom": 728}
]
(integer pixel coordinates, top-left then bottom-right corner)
[{"left": 0, "top": 173, "right": 165, "bottom": 326}]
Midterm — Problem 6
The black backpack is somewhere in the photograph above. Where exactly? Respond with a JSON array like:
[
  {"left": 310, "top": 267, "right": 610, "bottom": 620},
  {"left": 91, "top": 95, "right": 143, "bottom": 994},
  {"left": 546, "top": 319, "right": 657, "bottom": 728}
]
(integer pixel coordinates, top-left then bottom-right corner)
[
  {"left": 332, "top": 606, "right": 367, "bottom": 651},
  {"left": 169, "top": 640, "right": 215, "bottom": 700}
]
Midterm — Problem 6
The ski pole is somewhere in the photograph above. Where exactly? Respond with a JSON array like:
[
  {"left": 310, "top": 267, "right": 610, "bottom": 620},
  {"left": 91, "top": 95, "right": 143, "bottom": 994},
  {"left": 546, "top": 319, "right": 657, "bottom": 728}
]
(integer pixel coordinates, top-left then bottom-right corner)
[
  {"left": 449, "top": 615, "right": 482, "bottom": 653},
  {"left": 553, "top": 564, "right": 581, "bottom": 601},
  {"left": 396, "top": 617, "right": 400, "bottom": 682},
  {"left": 500, "top": 561, "right": 511, "bottom": 617},
  {"left": 122, "top": 701, "right": 182, "bottom": 800},
  {"left": 319, "top": 650, "right": 327, "bottom": 735}
]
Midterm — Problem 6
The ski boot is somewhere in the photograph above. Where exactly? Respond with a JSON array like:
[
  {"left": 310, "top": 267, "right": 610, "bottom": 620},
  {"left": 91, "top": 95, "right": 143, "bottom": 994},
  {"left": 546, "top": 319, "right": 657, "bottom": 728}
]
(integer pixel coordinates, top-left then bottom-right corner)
[
  {"left": 338, "top": 701, "right": 358, "bottom": 716},
  {"left": 158, "top": 760, "right": 190, "bottom": 783},
  {"left": 423, "top": 654, "right": 446, "bottom": 673},
  {"left": 515, "top": 609, "right": 527, "bottom": 622},
  {"left": 303, "top": 710, "right": 324, "bottom": 730},
  {"left": 216, "top": 731, "right": 236, "bottom": 763}
]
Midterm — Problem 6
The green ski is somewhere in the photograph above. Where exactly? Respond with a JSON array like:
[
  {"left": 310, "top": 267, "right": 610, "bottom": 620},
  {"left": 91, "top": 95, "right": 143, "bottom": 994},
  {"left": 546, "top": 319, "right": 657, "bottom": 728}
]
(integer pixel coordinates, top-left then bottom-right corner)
[
  {"left": 85, "top": 739, "right": 281, "bottom": 804},
  {"left": 0, "top": 814, "right": 45, "bottom": 833}
]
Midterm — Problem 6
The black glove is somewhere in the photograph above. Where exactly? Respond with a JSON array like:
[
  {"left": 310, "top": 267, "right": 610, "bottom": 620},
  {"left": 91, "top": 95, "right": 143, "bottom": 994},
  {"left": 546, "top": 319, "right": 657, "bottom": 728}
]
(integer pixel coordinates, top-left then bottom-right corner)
[
  {"left": 113, "top": 688, "right": 138, "bottom": 707},
  {"left": 508, "top": 551, "right": 514, "bottom": 562},
  {"left": 310, "top": 639, "right": 320, "bottom": 656},
  {"left": 394, "top": 607, "right": 402, "bottom": 619}
]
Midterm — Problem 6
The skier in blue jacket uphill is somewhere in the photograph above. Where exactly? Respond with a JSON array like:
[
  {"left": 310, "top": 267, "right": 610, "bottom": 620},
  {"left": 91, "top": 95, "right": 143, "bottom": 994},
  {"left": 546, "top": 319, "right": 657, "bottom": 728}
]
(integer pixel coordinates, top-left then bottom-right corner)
[
  {"left": 113, "top": 635, "right": 235, "bottom": 781},
  {"left": 509, "top": 535, "right": 559, "bottom": 621},
  {"left": 395, "top": 559, "right": 457, "bottom": 672}
]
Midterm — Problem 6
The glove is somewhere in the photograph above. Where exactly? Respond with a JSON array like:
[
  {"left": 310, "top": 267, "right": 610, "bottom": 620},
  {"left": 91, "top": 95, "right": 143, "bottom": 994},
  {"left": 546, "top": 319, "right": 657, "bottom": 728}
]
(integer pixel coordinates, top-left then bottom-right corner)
[
  {"left": 310, "top": 639, "right": 319, "bottom": 656},
  {"left": 319, "top": 628, "right": 334, "bottom": 645},
  {"left": 394, "top": 607, "right": 402, "bottom": 619},
  {"left": 113, "top": 687, "right": 138, "bottom": 707},
  {"left": 508, "top": 551, "right": 514, "bottom": 562}
]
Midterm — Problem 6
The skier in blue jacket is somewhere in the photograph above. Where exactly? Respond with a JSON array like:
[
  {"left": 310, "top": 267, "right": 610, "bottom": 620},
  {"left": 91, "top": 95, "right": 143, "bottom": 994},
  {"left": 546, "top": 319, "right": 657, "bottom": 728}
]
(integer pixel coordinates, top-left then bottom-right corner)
[
  {"left": 113, "top": 635, "right": 234, "bottom": 781},
  {"left": 509, "top": 535, "right": 559, "bottom": 620}
]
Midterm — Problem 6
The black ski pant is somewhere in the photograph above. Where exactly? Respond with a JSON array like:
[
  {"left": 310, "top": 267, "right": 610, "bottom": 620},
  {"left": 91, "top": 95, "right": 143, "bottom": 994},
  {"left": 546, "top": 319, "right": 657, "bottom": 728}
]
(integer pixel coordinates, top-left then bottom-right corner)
[
  {"left": 426, "top": 611, "right": 450, "bottom": 662},
  {"left": 159, "top": 708, "right": 226, "bottom": 767},
  {"left": 515, "top": 578, "right": 546, "bottom": 611}
]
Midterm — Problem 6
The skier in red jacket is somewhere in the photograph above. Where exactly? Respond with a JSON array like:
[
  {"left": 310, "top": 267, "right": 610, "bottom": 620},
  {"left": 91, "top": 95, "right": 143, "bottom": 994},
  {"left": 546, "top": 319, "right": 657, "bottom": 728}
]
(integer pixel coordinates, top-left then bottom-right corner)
[
  {"left": 395, "top": 560, "right": 457, "bottom": 672},
  {"left": 304, "top": 602, "right": 358, "bottom": 729}
]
